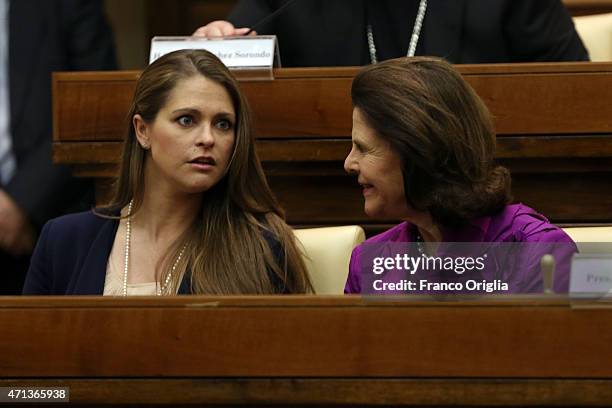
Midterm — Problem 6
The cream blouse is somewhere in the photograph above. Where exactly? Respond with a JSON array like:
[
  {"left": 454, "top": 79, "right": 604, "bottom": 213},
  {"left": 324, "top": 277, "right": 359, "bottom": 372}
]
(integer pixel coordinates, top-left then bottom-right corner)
[
  {"left": 103, "top": 248, "right": 159, "bottom": 296},
  {"left": 103, "top": 218, "right": 159, "bottom": 296}
]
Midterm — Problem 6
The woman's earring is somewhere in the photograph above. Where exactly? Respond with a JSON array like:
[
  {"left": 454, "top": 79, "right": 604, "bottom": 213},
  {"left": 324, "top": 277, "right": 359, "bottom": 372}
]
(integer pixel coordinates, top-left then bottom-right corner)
[{"left": 141, "top": 143, "right": 150, "bottom": 150}]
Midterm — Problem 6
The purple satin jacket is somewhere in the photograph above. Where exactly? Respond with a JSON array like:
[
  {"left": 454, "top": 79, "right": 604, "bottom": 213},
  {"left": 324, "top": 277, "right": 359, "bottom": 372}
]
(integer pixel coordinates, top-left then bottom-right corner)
[{"left": 345, "top": 204, "right": 577, "bottom": 294}]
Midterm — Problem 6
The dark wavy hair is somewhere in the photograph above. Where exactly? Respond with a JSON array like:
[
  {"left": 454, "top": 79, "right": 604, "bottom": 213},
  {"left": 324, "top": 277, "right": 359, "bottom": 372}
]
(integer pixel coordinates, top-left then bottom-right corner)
[{"left": 351, "top": 56, "right": 512, "bottom": 227}]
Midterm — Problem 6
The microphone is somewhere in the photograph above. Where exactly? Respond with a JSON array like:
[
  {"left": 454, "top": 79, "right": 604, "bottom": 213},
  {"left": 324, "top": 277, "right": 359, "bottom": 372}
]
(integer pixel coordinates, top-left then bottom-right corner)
[
  {"left": 540, "top": 254, "right": 555, "bottom": 294},
  {"left": 245, "top": 0, "right": 300, "bottom": 35}
]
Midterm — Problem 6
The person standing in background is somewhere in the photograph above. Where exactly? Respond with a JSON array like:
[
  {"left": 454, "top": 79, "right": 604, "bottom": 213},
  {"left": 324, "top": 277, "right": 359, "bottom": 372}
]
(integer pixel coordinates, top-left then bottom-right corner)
[{"left": 0, "top": 0, "right": 117, "bottom": 294}]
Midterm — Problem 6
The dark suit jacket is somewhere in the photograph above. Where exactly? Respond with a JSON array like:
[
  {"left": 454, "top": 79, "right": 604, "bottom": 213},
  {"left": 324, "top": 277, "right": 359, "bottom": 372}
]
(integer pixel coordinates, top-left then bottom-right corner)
[
  {"left": 23, "top": 211, "right": 287, "bottom": 295},
  {"left": 229, "top": 0, "right": 589, "bottom": 67},
  {"left": 22, "top": 211, "right": 161, "bottom": 295},
  {"left": 6, "top": 0, "right": 116, "bottom": 228}
]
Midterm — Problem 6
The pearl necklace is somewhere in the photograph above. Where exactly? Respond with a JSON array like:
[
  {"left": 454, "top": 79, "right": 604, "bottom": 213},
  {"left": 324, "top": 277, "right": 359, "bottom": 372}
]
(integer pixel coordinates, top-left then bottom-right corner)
[
  {"left": 123, "top": 200, "right": 187, "bottom": 296},
  {"left": 367, "top": 0, "right": 428, "bottom": 64}
]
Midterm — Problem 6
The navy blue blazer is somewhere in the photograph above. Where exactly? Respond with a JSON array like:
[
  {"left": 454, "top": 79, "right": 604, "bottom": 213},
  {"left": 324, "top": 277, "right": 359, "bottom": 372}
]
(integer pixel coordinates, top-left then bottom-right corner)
[
  {"left": 23, "top": 211, "right": 285, "bottom": 295},
  {"left": 22, "top": 211, "right": 181, "bottom": 295}
]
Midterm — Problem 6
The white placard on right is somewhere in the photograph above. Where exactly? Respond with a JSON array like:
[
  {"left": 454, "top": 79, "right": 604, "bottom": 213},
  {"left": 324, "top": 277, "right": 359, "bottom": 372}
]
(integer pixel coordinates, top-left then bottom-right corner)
[{"left": 570, "top": 253, "right": 612, "bottom": 297}]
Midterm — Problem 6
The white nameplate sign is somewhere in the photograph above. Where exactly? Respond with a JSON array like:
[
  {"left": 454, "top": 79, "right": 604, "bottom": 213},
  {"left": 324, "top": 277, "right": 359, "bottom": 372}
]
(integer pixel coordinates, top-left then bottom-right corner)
[
  {"left": 570, "top": 254, "right": 612, "bottom": 297},
  {"left": 149, "top": 36, "right": 279, "bottom": 69}
]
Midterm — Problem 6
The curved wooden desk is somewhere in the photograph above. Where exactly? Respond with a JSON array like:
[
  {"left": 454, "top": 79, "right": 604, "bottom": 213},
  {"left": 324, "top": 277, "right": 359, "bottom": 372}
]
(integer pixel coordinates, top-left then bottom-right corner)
[{"left": 1, "top": 296, "right": 611, "bottom": 406}]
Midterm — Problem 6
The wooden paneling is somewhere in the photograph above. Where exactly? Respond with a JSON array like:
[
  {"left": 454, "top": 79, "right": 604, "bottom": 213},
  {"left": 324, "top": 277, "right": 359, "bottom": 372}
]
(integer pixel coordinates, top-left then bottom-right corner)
[
  {"left": 52, "top": 64, "right": 612, "bottom": 225},
  {"left": 2, "top": 296, "right": 611, "bottom": 377},
  {"left": 1, "top": 378, "right": 612, "bottom": 406},
  {"left": 53, "top": 136, "right": 612, "bottom": 164},
  {"left": 266, "top": 65, "right": 612, "bottom": 224},
  {"left": 52, "top": 71, "right": 138, "bottom": 142},
  {"left": 564, "top": 0, "right": 612, "bottom": 15},
  {"left": 53, "top": 64, "right": 612, "bottom": 141},
  {"left": 1, "top": 296, "right": 611, "bottom": 406},
  {"left": 77, "top": 167, "right": 612, "bottom": 226}
]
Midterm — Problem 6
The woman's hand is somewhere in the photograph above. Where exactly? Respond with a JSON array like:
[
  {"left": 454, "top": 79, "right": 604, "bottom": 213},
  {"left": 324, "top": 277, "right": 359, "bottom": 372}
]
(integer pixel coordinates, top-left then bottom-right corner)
[{"left": 192, "top": 20, "right": 257, "bottom": 37}]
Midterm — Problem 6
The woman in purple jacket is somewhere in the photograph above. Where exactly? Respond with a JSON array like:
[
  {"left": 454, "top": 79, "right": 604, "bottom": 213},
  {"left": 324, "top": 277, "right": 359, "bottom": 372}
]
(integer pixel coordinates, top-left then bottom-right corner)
[{"left": 344, "top": 57, "right": 576, "bottom": 295}]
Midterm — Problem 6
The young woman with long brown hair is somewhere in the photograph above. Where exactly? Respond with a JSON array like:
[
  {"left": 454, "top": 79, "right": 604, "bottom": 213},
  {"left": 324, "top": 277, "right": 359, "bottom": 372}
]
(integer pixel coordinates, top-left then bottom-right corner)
[{"left": 24, "top": 49, "right": 311, "bottom": 295}]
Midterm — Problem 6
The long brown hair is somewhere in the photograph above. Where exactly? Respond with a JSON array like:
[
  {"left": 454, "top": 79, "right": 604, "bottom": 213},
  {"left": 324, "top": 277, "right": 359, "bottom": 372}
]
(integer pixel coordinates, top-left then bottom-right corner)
[
  {"left": 99, "top": 49, "right": 312, "bottom": 294},
  {"left": 352, "top": 57, "right": 511, "bottom": 227}
]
